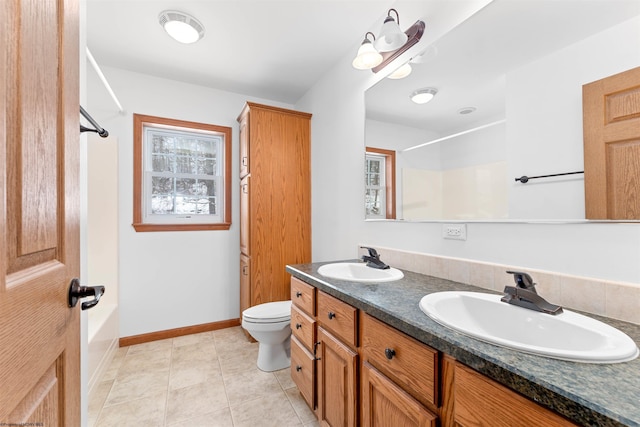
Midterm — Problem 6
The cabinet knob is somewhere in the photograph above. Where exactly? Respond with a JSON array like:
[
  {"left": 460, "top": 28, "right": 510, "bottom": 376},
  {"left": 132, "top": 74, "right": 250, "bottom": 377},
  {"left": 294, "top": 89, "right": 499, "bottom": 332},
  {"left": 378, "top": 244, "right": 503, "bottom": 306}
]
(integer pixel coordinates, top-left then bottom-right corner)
[
  {"left": 295, "top": 323, "right": 302, "bottom": 329},
  {"left": 385, "top": 348, "right": 396, "bottom": 360},
  {"left": 296, "top": 291, "right": 302, "bottom": 298},
  {"left": 328, "top": 312, "right": 336, "bottom": 320},
  {"left": 296, "top": 365, "right": 302, "bottom": 372}
]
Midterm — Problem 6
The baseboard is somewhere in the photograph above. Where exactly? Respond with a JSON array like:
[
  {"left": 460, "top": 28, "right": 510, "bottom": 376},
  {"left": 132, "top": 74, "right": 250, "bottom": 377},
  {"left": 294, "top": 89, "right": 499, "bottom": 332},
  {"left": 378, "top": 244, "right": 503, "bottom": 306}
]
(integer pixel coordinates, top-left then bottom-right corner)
[{"left": 119, "top": 318, "right": 241, "bottom": 347}]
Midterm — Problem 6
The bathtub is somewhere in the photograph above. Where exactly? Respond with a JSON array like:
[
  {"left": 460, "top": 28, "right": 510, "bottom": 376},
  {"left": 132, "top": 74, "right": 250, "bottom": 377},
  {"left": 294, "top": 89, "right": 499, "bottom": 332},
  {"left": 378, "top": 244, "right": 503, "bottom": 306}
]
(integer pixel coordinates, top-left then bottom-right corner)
[{"left": 87, "top": 303, "right": 119, "bottom": 393}]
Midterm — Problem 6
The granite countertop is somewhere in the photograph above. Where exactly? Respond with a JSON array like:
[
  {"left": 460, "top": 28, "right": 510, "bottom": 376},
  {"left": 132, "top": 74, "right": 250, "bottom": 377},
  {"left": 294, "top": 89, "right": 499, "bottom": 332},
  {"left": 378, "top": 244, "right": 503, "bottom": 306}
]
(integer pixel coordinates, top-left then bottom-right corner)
[{"left": 286, "top": 261, "right": 640, "bottom": 427}]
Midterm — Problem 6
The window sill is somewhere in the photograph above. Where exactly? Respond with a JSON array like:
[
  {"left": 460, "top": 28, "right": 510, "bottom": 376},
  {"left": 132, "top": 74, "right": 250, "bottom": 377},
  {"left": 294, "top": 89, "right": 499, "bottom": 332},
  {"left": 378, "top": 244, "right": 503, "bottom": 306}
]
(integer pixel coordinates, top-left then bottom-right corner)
[{"left": 132, "top": 222, "right": 231, "bottom": 232}]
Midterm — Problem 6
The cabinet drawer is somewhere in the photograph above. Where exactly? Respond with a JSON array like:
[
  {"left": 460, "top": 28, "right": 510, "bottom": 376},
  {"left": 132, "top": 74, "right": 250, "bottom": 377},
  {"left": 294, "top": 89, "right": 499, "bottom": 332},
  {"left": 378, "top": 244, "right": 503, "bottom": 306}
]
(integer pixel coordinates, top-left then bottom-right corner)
[
  {"left": 291, "top": 336, "right": 315, "bottom": 411},
  {"left": 291, "top": 304, "right": 316, "bottom": 351},
  {"left": 454, "top": 363, "right": 579, "bottom": 427},
  {"left": 291, "top": 277, "right": 315, "bottom": 316},
  {"left": 361, "top": 313, "right": 438, "bottom": 408},
  {"left": 317, "top": 291, "right": 358, "bottom": 348}
]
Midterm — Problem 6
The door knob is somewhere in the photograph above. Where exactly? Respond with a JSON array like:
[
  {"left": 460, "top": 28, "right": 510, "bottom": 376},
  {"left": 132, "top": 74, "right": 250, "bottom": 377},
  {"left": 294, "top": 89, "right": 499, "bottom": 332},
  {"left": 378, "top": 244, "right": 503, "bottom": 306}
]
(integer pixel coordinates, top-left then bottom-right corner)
[{"left": 68, "top": 278, "right": 105, "bottom": 310}]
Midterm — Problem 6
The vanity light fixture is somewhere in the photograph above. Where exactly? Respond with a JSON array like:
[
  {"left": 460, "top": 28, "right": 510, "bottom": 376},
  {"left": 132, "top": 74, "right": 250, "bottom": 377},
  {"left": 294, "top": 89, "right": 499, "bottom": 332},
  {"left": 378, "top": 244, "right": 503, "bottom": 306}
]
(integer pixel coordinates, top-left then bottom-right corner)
[
  {"left": 352, "top": 32, "right": 383, "bottom": 70},
  {"left": 159, "top": 10, "right": 205, "bottom": 44},
  {"left": 388, "top": 62, "right": 412, "bottom": 79},
  {"left": 352, "top": 9, "right": 425, "bottom": 77},
  {"left": 410, "top": 87, "right": 438, "bottom": 104},
  {"left": 375, "top": 9, "right": 408, "bottom": 52}
]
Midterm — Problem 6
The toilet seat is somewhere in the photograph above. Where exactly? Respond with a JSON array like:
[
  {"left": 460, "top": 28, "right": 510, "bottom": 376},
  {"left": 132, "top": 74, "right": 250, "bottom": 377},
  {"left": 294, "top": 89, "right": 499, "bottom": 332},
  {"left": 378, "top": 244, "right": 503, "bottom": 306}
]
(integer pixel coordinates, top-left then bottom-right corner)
[{"left": 242, "top": 300, "right": 291, "bottom": 324}]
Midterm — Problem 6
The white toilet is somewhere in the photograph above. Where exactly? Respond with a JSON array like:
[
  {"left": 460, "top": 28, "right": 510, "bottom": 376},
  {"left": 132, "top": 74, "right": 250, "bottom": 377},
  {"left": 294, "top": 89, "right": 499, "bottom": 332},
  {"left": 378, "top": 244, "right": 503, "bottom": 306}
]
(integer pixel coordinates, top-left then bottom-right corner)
[{"left": 241, "top": 300, "right": 292, "bottom": 372}]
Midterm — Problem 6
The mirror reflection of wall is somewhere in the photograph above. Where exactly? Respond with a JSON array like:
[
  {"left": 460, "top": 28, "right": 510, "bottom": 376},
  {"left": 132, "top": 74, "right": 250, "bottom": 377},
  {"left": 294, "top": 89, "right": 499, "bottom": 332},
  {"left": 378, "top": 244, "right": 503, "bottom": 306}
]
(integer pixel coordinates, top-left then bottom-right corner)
[
  {"left": 365, "top": 0, "right": 640, "bottom": 221},
  {"left": 366, "top": 119, "right": 507, "bottom": 220}
]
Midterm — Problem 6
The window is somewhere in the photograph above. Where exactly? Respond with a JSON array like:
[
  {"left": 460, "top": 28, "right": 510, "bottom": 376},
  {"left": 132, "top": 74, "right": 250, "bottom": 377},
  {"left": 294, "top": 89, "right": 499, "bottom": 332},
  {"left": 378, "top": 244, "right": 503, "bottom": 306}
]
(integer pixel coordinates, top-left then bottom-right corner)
[
  {"left": 365, "top": 147, "right": 396, "bottom": 219},
  {"left": 133, "top": 114, "right": 231, "bottom": 232}
]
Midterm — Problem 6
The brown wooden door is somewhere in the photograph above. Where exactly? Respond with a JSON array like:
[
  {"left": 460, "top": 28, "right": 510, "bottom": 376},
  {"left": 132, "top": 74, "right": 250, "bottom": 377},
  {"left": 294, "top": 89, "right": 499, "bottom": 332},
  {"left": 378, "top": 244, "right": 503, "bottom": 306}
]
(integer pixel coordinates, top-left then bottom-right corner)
[
  {"left": 317, "top": 327, "right": 358, "bottom": 427},
  {"left": 583, "top": 66, "right": 640, "bottom": 219},
  {"left": 0, "top": 0, "right": 80, "bottom": 424}
]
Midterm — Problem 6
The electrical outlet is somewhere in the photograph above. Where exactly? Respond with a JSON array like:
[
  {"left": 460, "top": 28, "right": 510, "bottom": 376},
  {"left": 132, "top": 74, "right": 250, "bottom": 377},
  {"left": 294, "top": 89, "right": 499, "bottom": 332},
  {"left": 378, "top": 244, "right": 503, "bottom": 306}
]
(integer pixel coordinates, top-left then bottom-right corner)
[{"left": 443, "top": 224, "right": 467, "bottom": 240}]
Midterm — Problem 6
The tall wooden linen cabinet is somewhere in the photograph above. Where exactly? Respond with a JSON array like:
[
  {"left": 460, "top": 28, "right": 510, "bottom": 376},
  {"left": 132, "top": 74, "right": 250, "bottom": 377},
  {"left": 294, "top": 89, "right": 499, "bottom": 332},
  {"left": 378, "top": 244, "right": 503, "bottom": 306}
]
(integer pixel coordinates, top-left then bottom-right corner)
[{"left": 238, "top": 102, "right": 312, "bottom": 330}]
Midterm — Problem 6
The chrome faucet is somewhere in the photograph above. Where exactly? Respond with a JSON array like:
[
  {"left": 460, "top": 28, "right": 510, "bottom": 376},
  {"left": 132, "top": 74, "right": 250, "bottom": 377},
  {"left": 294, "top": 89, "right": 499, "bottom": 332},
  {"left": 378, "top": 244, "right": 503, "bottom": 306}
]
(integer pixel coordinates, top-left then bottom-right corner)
[
  {"left": 360, "top": 246, "right": 390, "bottom": 270},
  {"left": 501, "top": 271, "right": 563, "bottom": 315}
]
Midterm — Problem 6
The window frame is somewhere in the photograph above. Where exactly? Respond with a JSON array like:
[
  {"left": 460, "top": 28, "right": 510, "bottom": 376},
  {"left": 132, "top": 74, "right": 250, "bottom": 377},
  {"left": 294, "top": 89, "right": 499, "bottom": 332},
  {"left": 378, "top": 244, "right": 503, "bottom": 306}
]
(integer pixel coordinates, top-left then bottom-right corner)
[
  {"left": 133, "top": 113, "right": 232, "bottom": 232},
  {"left": 365, "top": 147, "right": 396, "bottom": 220}
]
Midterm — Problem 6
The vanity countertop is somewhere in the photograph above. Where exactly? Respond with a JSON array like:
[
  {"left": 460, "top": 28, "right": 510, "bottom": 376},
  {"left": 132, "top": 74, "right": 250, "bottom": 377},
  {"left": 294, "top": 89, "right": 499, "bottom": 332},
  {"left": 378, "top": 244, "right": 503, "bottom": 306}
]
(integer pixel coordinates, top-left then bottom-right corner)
[{"left": 286, "top": 261, "right": 640, "bottom": 427}]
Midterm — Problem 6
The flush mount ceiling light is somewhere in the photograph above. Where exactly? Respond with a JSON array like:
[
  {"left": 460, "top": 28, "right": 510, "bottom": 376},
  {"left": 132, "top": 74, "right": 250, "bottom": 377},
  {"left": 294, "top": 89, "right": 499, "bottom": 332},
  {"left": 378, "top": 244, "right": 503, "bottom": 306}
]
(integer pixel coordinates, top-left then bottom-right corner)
[
  {"left": 458, "top": 107, "right": 477, "bottom": 115},
  {"left": 159, "top": 10, "right": 205, "bottom": 44},
  {"left": 352, "top": 32, "right": 383, "bottom": 70},
  {"left": 410, "top": 87, "right": 438, "bottom": 104},
  {"left": 375, "top": 9, "right": 408, "bottom": 52}
]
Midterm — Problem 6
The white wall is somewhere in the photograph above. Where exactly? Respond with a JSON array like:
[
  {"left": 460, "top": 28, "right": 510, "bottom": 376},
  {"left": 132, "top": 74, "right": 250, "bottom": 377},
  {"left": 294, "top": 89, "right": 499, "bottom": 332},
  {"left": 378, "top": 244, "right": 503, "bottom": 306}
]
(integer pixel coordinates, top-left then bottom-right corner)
[
  {"left": 507, "top": 15, "right": 640, "bottom": 219},
  {"left": 297, "top": 15, "right": 640, "bottom": 284},
  {"left": 86, "top": 7, "right": 640, "bottom": 342},
  {"left": 367, "top": 119, "right": 508, "bottom": 220},
  {"left": 87, "top": 67, "right": 292, "bottom": 338}
]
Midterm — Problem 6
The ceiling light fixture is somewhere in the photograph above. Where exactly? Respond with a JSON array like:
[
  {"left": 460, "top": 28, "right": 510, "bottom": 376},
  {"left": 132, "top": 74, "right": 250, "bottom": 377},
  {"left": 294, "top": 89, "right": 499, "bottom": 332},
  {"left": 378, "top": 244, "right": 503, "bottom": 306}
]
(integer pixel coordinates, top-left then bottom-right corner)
[
  {"left": 352, "top": 32, "right": 383, "bottom": 70},
  {"left": 159, "top": 10, "right": 205, "bottom": 44},
  {"left": 352, "top": 9, "right": 425, "bottom": 78},
  {"left": 410, "top": 87, "right": 438, "bottom": 104},
  {"left": 458, "top": 107, "right": 477, "bottom": 115},
  {"left": 375, "top": 9, "right": 408, "bottom": 52}
]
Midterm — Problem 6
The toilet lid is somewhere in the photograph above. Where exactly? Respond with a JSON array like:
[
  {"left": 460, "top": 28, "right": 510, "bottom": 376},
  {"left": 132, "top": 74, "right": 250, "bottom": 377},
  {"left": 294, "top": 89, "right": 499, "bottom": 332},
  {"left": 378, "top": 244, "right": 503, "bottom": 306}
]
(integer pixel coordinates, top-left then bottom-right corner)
[{"left": 242, "top": 300, "right": 292, "bottom": 323}]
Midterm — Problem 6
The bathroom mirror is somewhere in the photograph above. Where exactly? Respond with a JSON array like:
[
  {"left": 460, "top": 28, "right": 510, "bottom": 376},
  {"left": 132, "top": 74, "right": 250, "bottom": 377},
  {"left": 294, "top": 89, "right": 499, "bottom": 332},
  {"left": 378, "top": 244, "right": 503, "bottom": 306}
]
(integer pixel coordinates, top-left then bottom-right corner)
[{"left": 365, "top": 0, "right": 640, "bottom": 221}]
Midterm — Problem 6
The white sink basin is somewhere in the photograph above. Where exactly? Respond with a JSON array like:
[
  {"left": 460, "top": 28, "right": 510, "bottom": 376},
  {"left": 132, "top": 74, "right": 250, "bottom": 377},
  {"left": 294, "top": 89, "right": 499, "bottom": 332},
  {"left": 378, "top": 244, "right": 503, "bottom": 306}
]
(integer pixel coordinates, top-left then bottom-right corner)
[
  {"left": 419, "top": 291, "right": 639, "bottom": 363},
  {"left": 317, "top": 262, "right": 404, "bottom": 283}
]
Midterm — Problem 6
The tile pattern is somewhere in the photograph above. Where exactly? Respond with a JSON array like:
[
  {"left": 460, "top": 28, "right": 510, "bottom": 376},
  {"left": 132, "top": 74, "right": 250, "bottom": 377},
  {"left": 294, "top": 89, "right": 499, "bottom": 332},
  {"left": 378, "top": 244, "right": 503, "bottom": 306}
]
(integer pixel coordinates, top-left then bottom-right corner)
[{"left": 89, "top": 327, "right": 319, "bottom": 427}]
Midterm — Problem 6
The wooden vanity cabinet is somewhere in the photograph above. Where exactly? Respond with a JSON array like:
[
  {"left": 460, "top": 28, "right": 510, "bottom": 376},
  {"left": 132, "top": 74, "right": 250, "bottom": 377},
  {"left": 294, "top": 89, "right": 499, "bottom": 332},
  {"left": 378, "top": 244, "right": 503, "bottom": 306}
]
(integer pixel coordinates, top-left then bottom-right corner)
[
  {"left": 290, "top": 277, "right": 317, "bottom": 411},
  {"left": 454, "top": 363, "right": 579, "bottom": 427},
  {"left": 317, "top": 326, "right": 358, "bottom": 426},
  {"left": 289, "top": 276, "right": 582, "bottom": 427},
  {"left": 237, "top": 103, "right": 311, "bottom": 324},
  {"left": 361, "top": 362, "right": 437, "bottom": 427},
  {"left": 316, "top": 291, "right": 359, "bottom": 426},
  {"left": 361, "top": 313, "right": 439, "bottom": 427}
]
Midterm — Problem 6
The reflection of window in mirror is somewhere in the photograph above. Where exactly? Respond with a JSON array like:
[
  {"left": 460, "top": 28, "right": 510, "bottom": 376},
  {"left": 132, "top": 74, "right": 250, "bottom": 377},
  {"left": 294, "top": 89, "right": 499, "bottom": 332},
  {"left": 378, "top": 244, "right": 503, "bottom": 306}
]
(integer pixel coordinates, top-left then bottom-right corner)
[{"left": 365, "top": 147, "right": 396, "bottom": 219}]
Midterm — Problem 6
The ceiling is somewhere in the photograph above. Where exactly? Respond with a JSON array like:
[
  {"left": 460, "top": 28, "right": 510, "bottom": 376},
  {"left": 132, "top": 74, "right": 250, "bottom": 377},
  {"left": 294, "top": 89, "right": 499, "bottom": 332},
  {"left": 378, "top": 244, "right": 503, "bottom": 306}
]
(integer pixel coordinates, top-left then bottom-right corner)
[
  {"left": 366, "top": 0, "right": 640, "bottom": 136},
  {"left": 86, "top": 0, "right": 640, "bottom": 123},
  {"left": 86, "top": 0, "right": 397, "bottom": 104}
]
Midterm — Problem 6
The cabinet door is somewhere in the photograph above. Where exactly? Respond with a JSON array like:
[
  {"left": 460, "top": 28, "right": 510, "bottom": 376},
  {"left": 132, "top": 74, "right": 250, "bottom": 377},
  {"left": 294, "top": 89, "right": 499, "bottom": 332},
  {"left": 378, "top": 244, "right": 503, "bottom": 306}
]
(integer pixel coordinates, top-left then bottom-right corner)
[
  {"left": 361, "top": 362, "right": 437, "bottom": 427},
  {"left": 240, "top": 175, "right": 250, "bottom": 256},
  {"left": 317, "top": 327, "right": 358, "bottom": 427},
  {"left": 240, "top": 254, "right": 251, "bottom": 314},
  {"left": 455, "top": 363, "right": 579, "bottom": 427},
  {"left": 239, "top": 111, "right": 249, "bottom": 178}
]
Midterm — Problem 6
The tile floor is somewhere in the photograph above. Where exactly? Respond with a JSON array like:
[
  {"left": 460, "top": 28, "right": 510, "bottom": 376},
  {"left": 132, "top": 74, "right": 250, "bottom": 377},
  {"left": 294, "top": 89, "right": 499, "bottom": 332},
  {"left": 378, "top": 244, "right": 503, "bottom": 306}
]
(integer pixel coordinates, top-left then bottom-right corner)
[{"left": 88, "top": 326, "right": 319, "bottom": 427}]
